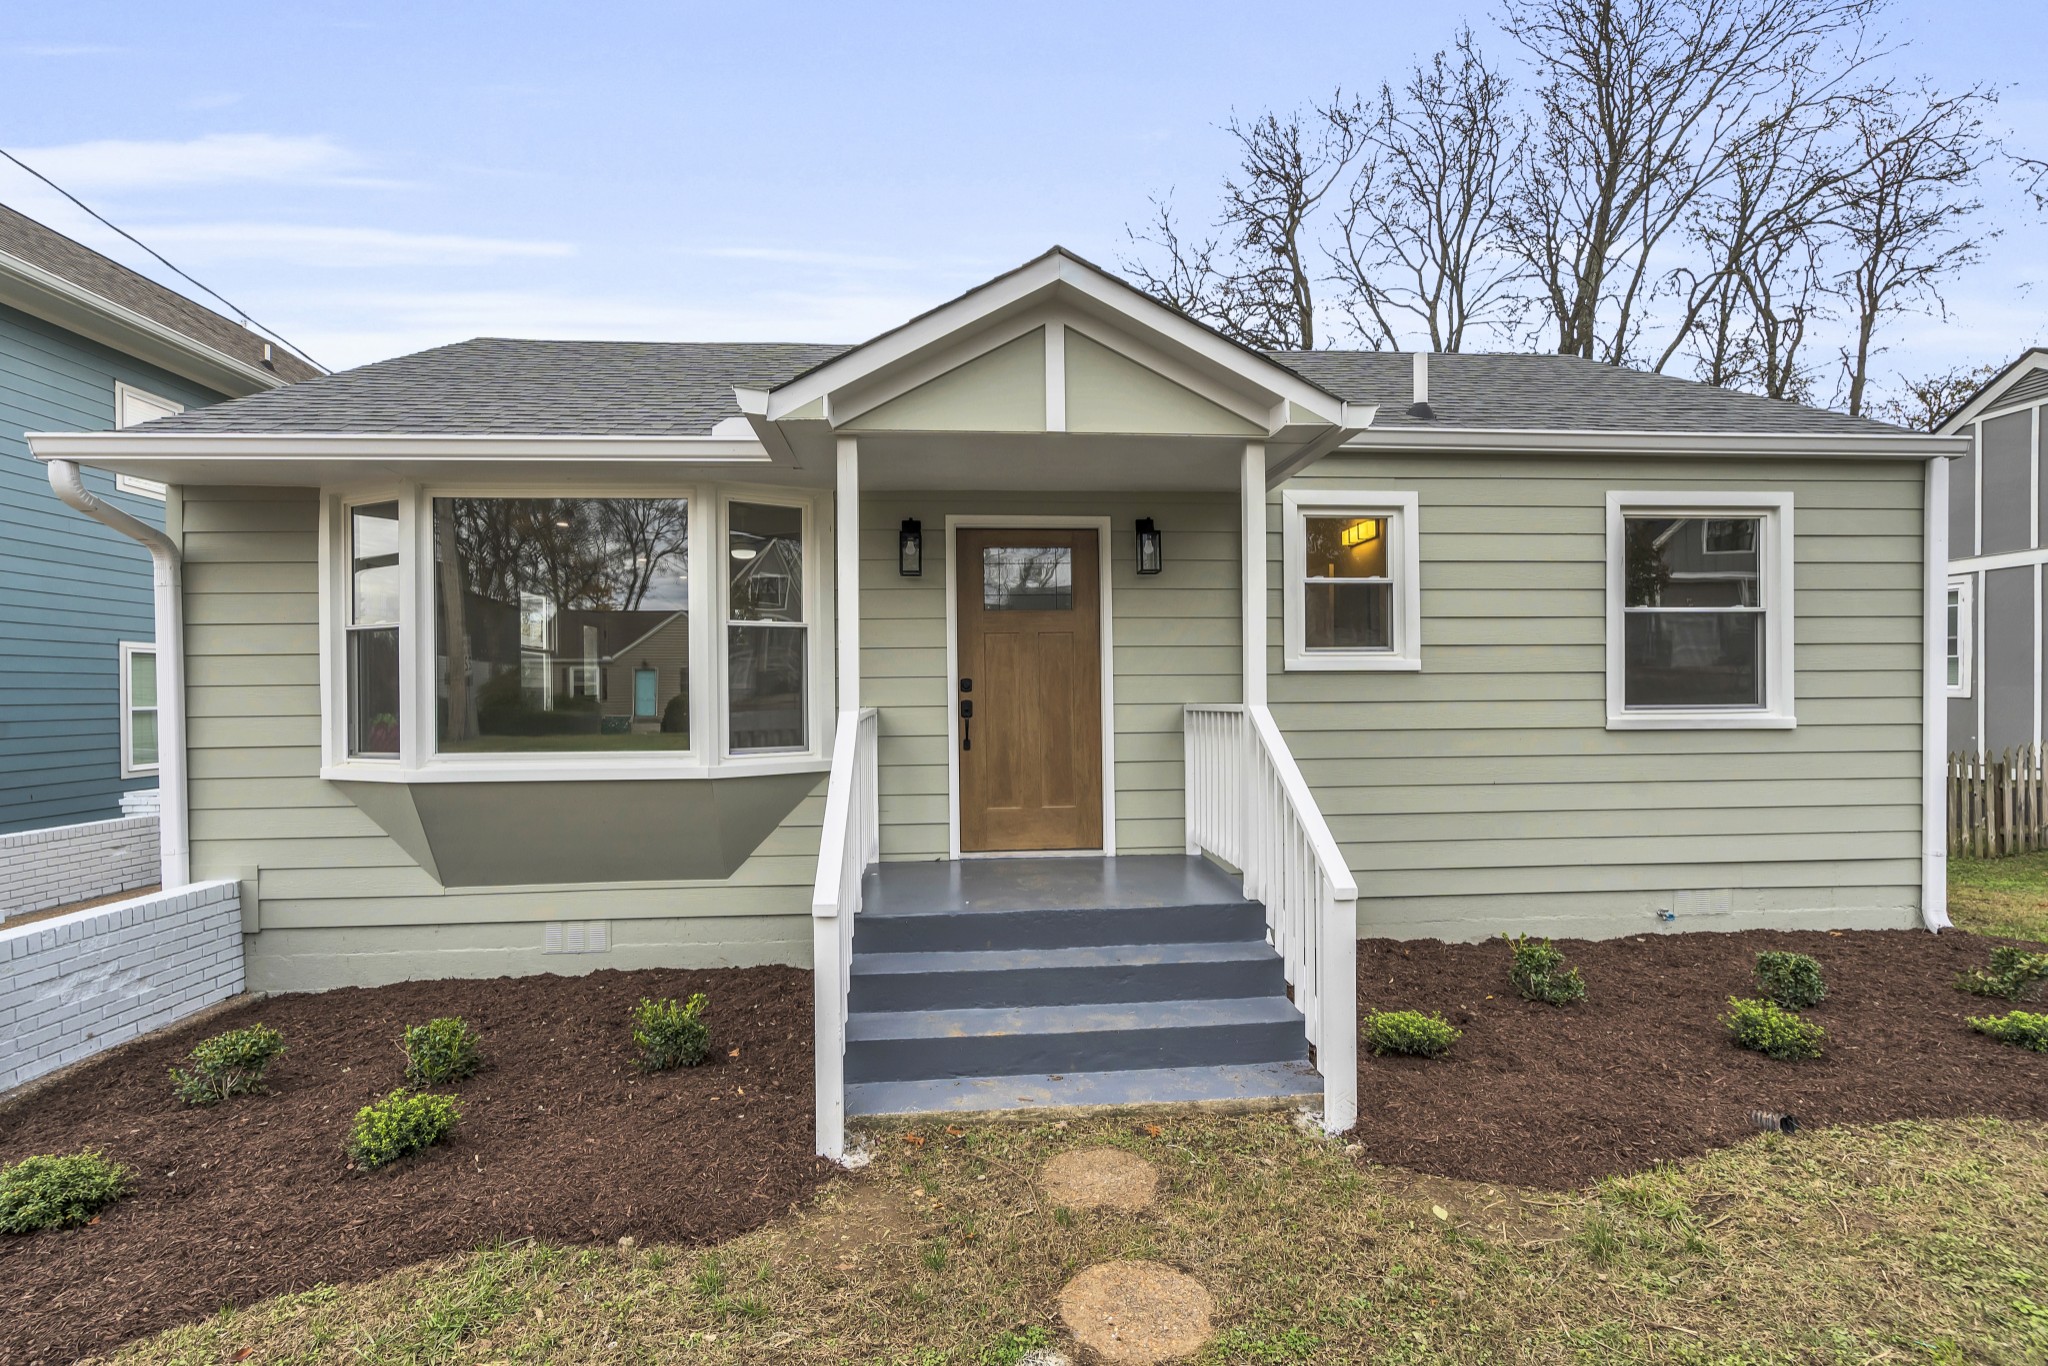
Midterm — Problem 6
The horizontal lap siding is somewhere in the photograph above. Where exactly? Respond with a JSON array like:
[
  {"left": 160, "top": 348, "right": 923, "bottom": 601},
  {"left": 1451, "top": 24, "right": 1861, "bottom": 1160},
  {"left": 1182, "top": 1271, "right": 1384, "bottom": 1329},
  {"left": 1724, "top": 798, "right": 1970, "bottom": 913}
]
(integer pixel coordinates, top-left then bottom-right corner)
[
  {"left": 1275, "top": 454, "right": 1925, "bottom": 938},
  {"left": 0, "top": 304, "right": 218, "bottom": 832},
  {"left": 180, "top": 488, "right": 819, "bottom": 989},
  {"left": 860, "top": 492, "right": 1240, "bottom": 858}
]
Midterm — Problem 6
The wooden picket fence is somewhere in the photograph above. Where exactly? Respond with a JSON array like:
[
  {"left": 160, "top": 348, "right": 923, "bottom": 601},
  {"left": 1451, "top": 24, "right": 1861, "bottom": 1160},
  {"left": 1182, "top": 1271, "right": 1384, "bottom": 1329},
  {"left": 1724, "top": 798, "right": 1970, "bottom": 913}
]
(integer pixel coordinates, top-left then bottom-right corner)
[{"left": 1948, "top": 746, "right": 2048, "bottom": 857}]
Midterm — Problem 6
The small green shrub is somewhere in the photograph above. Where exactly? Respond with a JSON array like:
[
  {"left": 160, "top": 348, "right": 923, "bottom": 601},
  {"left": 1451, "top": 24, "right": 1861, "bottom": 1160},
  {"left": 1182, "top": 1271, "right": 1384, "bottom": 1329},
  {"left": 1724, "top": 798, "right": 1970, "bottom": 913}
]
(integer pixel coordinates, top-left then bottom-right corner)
[
  {"left": 632, "top": 993, "right": 711, "bottom": 1070},
  {"left": 0, "top": 1152, "right": 134, "bottom": 1234},
  {"left": 345, "top": 1089, "right": 462, "bottom": 1171},
  {"left": 1723, "top": 996, "right": 1826, "bottom": 1061},
  {"left": 1956, "top": 946, "right": 2048, "bottom": 1002},
  {"left": 978, "top": 1325, "right": 1053, "bottom": 1366},
  {"left": 1753, "top": 951, "right": 1827, "bottom": 1009},
  {"left": 1967, "top": 1010, "right": 2048, "bottom": 1052},
  {"left": 1363, "top": 1009, "right": 1461, "bottom": 1058},
  {"left": 1505, "top": 934, "right": 1586, "bottom": 1006},
  {"left": 401, "top": 1017, "right": 482, "bottom": 1087},
  {"left": 168, "top": 1023, "right": 286, "bottom": 1106}
]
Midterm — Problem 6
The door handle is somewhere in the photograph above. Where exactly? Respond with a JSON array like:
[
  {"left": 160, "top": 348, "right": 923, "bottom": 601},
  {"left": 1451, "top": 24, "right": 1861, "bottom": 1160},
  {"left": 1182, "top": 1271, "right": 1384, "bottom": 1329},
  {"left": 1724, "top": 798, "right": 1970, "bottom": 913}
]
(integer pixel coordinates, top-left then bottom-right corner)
[{"left": 960, "top": 698, "right": 973, "bottom": 751}]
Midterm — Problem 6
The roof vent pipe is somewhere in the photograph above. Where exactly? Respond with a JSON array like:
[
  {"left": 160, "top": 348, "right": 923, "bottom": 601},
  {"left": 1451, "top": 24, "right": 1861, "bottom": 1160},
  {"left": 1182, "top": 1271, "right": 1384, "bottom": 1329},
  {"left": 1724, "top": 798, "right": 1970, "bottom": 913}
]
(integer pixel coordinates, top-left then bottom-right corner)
[
  {"left": 46, "top": 460, "right": 189, "bottom": 888},
  {"left": 1405, "top": 352, "right": 1436, "bottom": 421}
]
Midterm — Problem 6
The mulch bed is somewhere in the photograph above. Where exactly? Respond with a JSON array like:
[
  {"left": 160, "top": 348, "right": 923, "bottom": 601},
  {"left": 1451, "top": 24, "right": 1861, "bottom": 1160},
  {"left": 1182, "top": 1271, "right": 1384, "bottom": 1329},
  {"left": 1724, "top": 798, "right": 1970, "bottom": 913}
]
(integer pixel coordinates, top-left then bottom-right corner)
[
  {"left": 0, "top": 966, "right": 832, "bottom": 1366},
  {"left": 1350, "top": 928, "right": 2048, "bottom": 1189}
]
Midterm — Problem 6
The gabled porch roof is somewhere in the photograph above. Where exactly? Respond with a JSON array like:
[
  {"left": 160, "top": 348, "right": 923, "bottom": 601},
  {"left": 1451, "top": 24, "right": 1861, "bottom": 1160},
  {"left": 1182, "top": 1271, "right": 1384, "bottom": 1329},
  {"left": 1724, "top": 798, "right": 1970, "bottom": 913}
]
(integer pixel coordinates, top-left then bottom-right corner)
[{"left": 735, "top": 247, "right": 1374, "bottom": 490}]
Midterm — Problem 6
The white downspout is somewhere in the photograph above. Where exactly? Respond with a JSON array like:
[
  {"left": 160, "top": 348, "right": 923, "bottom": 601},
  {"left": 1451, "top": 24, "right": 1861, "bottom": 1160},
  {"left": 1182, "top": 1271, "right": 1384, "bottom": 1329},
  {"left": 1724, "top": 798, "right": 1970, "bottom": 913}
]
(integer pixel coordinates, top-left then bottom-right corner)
[
  {"left": 47, "top": 460, "right": 189, "bottom": 887},
  {"left": 1922, "top": 454, "right": 1950, "bottom": 930}
]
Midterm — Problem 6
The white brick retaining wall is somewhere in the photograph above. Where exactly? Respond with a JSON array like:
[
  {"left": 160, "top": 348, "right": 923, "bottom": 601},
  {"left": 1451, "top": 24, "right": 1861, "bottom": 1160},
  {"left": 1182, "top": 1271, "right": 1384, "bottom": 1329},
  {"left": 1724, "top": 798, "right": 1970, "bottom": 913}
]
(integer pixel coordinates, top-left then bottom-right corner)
[
  {"left": 0, "top": 813, "right": 160, "bottom": 917},
  {"left": 1, "top": 880, "right": 243, "bottom": 1094}
]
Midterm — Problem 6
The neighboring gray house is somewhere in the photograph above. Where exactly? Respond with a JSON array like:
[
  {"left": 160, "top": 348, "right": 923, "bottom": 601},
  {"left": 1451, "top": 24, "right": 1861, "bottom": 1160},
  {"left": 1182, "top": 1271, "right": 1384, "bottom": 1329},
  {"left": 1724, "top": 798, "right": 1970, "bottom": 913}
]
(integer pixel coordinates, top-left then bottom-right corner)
[
  {"left": 1940, "top": 348, "right": 2048, "bottom": 757},
  {"left": 31, "top": 248, "right": 1965, "bottom": 1155},
  {"left": 0, "top": 203, "right": 316, "bottom": 834}
]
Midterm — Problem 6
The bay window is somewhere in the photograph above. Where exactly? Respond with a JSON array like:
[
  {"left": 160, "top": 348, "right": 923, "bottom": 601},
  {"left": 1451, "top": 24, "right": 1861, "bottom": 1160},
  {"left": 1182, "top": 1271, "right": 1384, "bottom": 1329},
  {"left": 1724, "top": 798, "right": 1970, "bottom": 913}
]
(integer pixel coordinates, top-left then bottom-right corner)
[
  {"left": 1605, "top": 492, "right": 1794, "bottom": 729},
  {"left": 326, "top": 485, "right": 823, "bottom": 776}
]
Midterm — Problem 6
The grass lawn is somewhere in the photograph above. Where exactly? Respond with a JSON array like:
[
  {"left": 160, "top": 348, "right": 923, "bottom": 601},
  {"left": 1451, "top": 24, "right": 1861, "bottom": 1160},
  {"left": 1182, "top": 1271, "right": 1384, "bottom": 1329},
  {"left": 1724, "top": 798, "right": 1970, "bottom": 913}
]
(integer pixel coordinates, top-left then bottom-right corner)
[
  {"left": 117, "top": 1112, "right": 2048, "bottom": 1365},
  {"left": 1950, "top": 854, "right": 2048, "bottom": 942}
]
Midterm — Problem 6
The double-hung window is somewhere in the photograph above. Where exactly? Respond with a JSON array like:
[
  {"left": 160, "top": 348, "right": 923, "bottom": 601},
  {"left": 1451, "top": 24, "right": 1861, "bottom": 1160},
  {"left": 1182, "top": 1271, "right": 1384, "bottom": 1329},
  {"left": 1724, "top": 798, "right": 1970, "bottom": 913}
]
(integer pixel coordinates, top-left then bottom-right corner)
[
  {"left": 118, "top": 641, "right": 158, "bottom": 777},
  {"left": 1946, "top": 577, "right": 1973, "bottom": 697},
  {"left": 1606, "top": 492, "right": 1794, "bottom": 729},
  {"left": 1281, "top": 490, "right": 1422, "bottom": 671},
  {"left": 346, "top": 501, "right": 403, "bottom": 757},
  {"left": 726, "top": 500, "right": 809, "bottom": 753}
]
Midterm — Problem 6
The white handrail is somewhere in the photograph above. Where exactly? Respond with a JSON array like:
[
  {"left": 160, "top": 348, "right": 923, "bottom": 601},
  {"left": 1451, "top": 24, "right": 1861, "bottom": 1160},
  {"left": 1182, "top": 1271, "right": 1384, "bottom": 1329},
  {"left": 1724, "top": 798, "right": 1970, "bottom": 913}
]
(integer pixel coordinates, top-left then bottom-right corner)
[
  {"left": 811, "top": 707, "right": 879, "bottom": 1161},
  {"left": 1184, "top": 703, "right": 1358, "bottom": 1132}
]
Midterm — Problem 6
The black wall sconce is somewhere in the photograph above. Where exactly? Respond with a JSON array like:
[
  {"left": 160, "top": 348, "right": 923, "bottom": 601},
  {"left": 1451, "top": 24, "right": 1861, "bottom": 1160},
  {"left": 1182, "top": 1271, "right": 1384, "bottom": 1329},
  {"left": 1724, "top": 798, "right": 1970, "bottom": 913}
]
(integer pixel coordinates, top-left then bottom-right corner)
[
  {"left": 899, "top": 518, "right": 923, "bottom": 576},
  {"left": 1135, "top": 517, "right": 1163, "bottom": 575}
]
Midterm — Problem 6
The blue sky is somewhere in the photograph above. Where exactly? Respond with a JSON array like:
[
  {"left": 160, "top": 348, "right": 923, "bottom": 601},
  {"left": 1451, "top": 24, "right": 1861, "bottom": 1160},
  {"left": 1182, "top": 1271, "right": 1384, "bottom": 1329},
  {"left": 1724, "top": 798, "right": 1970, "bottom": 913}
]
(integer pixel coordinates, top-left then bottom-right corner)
[{"left": 3, "top": 0, "right": 2043, "bottom": 395}]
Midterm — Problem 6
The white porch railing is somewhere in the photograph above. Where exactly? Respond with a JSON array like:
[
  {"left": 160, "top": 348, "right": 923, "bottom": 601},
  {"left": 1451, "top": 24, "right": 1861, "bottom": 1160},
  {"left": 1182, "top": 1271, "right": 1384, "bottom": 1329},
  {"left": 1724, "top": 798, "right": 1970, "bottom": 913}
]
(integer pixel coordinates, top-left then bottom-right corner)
[
  {"left": 1184, "top": 704, "right": 1359, "bottom": 1132},
  {"left": 811, "top": 706, "right": 879, "bottom": 1161}
]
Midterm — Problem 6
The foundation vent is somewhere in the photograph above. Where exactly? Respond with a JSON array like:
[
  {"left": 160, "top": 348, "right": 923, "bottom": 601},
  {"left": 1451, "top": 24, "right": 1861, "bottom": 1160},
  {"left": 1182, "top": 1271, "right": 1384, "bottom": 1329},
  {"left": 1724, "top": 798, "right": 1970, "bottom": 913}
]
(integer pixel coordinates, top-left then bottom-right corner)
[{"left": 543, "top": 921, "right": 611, "bottom": 954}]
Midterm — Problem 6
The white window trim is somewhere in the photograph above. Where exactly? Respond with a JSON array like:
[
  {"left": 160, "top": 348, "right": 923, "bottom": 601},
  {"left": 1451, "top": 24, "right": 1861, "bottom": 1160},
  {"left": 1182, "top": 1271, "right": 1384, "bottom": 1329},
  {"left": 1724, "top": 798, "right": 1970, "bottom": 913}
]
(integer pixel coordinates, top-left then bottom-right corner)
[
  {"left": 117, "top": 640, "right": 158, "bottom": 778},
  {"left": 112, "top": 382, "right": 182, "bottom": 499},
  {"left": 318, "top": 482, "right": 830, "bottom": 784},
  {"left": 1605, "top": 491, "right": 1796, "bottom": 731},
  {"left": 1946, "top": 575, "right": 1974, "bottom": 699},
  {"left": 1280, "top": 489, "right": 1422, "bottom": 672}
]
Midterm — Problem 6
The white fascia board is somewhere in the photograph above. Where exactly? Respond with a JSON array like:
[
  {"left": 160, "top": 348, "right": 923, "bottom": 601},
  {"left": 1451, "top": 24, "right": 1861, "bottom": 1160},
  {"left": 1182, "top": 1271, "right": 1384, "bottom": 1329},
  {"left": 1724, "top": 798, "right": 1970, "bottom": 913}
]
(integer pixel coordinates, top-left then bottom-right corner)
[
  {"left": 1938, "top": 349, "right": 2048, "bottom": 434},
  {"left": 1337, "top": 427, "right": 1969, "bottom": 460},
  {"left": 0, "top": 250, "right": 292, "bottom": 397},
  {"left": 27, "top": 430, "right": 773, "bottom": 462}
]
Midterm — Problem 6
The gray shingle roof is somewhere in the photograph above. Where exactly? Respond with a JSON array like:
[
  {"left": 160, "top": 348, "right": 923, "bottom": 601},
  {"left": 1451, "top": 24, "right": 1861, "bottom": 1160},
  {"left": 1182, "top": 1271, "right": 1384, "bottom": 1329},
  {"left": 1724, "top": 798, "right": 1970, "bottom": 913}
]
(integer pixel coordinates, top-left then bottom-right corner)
[
  {"left": 1272, "top": 350, "right": 1909, "bottom": 435},
  {"left": 129, "top": 334, "right": 1912, "bottom": 439},
  {"left": 134, "top": 337, "right": 850, "bottom": 435},
  {"left": 0, "top": 202, "right": 321, "bottom": 384}
]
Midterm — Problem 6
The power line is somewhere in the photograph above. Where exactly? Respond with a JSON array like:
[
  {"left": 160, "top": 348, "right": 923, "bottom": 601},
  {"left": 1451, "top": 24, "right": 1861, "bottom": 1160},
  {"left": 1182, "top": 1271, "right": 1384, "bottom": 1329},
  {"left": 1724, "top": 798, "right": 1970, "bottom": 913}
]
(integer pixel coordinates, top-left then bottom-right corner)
[{"left": 0, "top": 145, "right": 327, "bottom": 373}]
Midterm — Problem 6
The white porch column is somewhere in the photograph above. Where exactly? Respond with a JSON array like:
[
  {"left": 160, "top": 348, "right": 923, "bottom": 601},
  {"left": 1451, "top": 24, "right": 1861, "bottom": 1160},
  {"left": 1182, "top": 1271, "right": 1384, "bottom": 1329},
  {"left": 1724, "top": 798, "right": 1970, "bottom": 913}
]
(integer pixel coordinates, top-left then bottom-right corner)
[
  {"left": 837, "top": 436, "right": 860, "bottom": 712},
  {"left": 1242, "top": 442, "right": 1267, "bottom": 706}
]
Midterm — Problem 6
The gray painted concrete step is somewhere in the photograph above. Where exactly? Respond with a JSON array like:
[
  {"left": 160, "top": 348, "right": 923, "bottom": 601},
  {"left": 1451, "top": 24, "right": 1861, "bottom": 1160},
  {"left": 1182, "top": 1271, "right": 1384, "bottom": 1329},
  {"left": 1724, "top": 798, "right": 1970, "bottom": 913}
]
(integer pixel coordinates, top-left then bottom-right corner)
[
  {"left": 853, "top": 902, "right": 1264, "bottom": 954},
  {"left": 848, "top": 940, "right": 1287, "bottom": 1012},
  {"left": 846, "top": 1060, "right": 1323, "bottom": 1118},
  {"left": 843, "top": 996, "right": 1308, "bottom": 1083},
  {"left": 863, "top": 854, "right": 1250, "bottom": 916}
]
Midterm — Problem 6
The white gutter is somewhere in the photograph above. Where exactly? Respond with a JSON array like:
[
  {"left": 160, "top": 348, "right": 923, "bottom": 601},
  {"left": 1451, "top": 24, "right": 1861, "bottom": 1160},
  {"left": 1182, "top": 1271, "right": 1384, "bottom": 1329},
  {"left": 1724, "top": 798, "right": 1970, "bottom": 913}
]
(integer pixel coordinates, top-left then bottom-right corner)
[
  {"left": 1922, "top": 454, "right": 1952, "bottom": 931},
  {"left": 47, "top": 461, "right": 189, "bottom": 888},
  {"left": 1338, "top": 427, "right": 1973, "bottom": 460}
]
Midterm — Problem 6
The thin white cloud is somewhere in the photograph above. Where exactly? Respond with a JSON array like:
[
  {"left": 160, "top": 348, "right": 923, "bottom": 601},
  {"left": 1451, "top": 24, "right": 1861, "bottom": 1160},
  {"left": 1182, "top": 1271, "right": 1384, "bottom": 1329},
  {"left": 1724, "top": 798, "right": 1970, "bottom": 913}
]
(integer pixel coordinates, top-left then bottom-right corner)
[
  {"left": 10, "top": 43, "right": 126, "bottom": 57},
  {"left": 284, "top": 285, "right": 941, "bottom": 370},
  {"left": 7, "top": 133, "right": 393, "bottom": 191},
  {"left": 136, "top": 223, "right": 576, "bottom": 268}
]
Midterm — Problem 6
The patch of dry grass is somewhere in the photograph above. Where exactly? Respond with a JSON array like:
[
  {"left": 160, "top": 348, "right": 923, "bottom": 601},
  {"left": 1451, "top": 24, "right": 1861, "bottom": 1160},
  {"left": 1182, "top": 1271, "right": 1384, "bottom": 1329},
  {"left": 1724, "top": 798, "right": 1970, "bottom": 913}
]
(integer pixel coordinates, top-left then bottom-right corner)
[
  {"left": 1951, "top": 854, "right": 2048, "bottom": 943},
  {"left": 105, "top": 1112, "right": 2048, "bottom": 1365}
]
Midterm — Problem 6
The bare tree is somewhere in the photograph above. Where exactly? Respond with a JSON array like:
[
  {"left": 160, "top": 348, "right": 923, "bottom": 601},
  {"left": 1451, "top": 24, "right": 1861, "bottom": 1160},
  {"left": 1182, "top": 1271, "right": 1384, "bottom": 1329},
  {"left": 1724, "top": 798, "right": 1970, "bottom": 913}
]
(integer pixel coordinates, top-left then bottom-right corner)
[
  {"left": 2015, "top": 152, "right": 2048, "bottom": 214},
  {"left": 1660, "top": 80, "right": 1857, "bottom": 398},
  {"left": 598, "top": 500, "right": 691, "bottom": 609},
  {"left": 1499, "top": 0, "right": 1881, "bottom": 364},
  {"left": 1831, "top": 82, "right": 1994, "bottom": 416},
  {"left": 1864, "top": 360, "right": 2002, "bottom": 431},
  {"left": 1122, "top": 104, "right": 1366, "bottom": 349},
  {"left": 1328, "top": 31, "right": 1525, "bottom": 350}
]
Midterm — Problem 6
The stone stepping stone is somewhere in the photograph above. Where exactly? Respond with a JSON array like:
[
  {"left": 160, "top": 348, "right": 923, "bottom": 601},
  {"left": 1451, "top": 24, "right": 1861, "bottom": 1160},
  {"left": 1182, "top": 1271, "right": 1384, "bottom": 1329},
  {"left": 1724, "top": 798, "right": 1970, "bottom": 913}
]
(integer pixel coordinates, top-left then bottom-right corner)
[
  {"left": 1040, "top": 1147, "right": 1158, "bottom": 1212},
  {"left": 1056, "top": 1260, "right": 1214, "bottom": 1364}
]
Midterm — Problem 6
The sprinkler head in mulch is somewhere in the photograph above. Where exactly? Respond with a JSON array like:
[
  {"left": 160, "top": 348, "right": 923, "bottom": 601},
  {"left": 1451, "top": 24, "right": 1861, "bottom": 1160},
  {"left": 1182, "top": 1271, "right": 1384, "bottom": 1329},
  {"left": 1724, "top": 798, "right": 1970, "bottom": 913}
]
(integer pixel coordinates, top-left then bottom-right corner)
[{"left": 1750, "top": 1109, "right": 1799, "bottom": 1134}]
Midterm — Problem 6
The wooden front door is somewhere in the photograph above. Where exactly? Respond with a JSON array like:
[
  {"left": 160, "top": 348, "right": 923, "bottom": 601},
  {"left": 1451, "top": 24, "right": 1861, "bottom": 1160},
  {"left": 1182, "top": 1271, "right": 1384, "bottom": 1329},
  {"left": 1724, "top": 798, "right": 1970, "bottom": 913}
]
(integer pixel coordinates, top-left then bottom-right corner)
[{"left": 956, "top": 527, "right": 1104, "bottom": 852}]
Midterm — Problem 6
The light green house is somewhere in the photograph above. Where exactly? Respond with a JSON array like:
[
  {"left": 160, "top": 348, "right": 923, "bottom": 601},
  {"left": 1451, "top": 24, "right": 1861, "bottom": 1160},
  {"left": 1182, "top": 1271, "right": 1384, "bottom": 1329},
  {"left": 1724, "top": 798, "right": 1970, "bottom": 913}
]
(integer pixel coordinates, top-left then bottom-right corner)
[{"left": 31, "top": 249, "right": 1967, "bottom": 1156}]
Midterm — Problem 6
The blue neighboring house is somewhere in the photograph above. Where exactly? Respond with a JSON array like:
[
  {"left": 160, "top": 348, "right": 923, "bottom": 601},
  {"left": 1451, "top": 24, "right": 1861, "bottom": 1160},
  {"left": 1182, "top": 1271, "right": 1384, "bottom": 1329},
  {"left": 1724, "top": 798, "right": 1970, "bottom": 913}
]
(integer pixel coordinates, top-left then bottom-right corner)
[{"left": 0, "top": 203, "right": 317, "bottom": 834}]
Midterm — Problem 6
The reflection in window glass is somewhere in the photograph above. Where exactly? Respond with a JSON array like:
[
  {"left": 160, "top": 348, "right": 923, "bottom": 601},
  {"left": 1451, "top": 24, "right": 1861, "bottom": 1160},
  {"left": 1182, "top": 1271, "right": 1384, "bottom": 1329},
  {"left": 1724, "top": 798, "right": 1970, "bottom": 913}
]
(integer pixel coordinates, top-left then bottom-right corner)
[
  {"left": 433, "top": 497, "right": 692, "bottom": 752},
  {"left": 1623, "top": 515, "right": 1765, "bottom": 709},
  {"left": 1302, "top": 515, "right": 1391, "bottom": 650},
  {"left": 982, "top": 547, "right": 1072, "bottom": 611},
  {"left": 348, "top": 502, "right": 401, "bottom": 757},
  {"left": 729, "top": 502, "right": 806, "bottom": 752}
]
